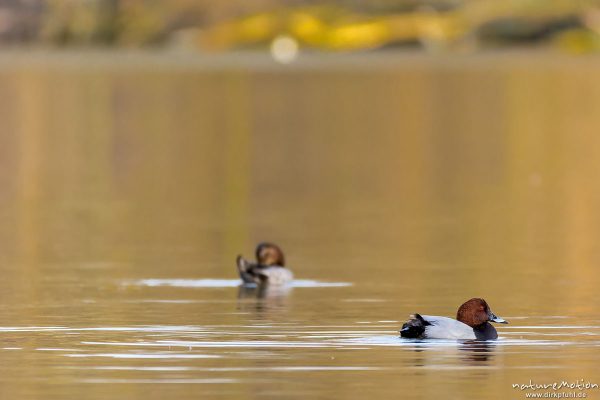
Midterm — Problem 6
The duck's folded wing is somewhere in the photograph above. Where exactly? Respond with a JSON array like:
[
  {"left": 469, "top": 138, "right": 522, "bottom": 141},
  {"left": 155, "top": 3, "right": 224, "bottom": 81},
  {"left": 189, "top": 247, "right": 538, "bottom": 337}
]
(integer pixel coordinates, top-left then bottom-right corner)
[
  {"left": 420, "top": 315, "right": 476, "bottom": 340},
  {"left": 255, "top": 267, "right": 293, "bottom": 285}
]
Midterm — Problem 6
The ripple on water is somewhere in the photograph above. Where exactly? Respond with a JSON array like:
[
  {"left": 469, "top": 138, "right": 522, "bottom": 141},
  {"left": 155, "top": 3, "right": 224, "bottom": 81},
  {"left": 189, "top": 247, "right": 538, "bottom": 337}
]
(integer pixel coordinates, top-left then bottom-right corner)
[
  {"left": 336, "top": 334, "right": 599, "bottom": 348},
  {"left": 80, "top": 378, "right": 238, "bottom": 384},
  {"left": 127, "top": 279, "right": 352, "bottom": 288},
  {"left": 74, "top": 328, "right": 600, "bottom": 352},
  {"left": 0, "top": 326, "right": 210, "bottom": 333},
  {"left": 83, "top": 366, "right": 383, "bottom": 372},
  {"left": 65, "top": 353, "right": 221, "bottom": 359}
]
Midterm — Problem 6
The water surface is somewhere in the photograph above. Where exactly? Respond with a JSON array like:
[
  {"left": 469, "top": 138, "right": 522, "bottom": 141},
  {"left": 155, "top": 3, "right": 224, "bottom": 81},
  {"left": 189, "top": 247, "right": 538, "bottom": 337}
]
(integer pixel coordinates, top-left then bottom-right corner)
[{"left": 0, "top": 51, "right": 599, "bottom": 399}]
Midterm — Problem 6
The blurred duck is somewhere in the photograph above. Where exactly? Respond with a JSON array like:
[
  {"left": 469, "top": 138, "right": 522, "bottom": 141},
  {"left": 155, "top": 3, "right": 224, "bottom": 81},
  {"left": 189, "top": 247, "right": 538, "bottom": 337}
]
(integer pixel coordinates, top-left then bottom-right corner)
[
  {"left": 400, "top": 298, "right": 507, "bottom": 340},
  {"left": 236, "top": 242, "right": 294, "bottom": 285}
]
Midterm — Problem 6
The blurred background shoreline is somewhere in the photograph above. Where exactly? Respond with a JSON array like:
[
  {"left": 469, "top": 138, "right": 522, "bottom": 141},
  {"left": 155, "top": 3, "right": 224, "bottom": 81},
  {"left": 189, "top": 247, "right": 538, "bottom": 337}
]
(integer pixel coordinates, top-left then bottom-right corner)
[
  {"left": 1, "top": 48, "right": 599, "bottom": 69},
  {"left": 0, "top": 0, "right": 599, "bottom": 54}
]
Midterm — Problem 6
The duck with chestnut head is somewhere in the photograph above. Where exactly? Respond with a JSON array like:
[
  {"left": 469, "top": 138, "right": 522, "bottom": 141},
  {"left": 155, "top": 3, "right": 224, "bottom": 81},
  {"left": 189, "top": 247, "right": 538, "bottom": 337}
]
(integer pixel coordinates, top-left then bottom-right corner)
[
  {"left": 400, "top": 298, "right": 508, "bottom": 340},
  {"left": 236, "top": 242, "right": 293, "bottom": 286}
]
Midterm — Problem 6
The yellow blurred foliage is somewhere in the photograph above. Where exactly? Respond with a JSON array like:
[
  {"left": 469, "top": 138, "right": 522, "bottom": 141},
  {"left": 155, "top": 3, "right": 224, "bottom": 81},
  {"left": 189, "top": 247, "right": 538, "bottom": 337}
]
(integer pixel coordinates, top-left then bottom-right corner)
[{"left": 17, "top": 0, "right": 600, "bottom": 53}]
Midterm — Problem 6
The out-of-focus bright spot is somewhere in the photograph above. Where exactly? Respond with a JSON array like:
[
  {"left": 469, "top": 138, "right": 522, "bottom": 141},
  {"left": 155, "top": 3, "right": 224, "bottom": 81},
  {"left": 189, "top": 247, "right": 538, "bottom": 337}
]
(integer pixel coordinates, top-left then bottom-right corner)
[
  {"left": 529, "top": 173, "right": 543, "bottom": 188},
  {"left": 270, "top": 35, "right": 299, "bottom": 64}
]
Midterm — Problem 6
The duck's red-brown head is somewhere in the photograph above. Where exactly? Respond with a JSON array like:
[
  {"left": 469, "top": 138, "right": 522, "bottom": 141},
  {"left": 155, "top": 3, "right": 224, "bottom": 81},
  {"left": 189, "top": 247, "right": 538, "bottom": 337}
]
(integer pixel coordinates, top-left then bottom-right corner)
[
  {"left": 255, "top": 242, "right": 285, "bottom": 267},
  {"left": 457, "top": 298, "right": 507, "bottom": 328}
]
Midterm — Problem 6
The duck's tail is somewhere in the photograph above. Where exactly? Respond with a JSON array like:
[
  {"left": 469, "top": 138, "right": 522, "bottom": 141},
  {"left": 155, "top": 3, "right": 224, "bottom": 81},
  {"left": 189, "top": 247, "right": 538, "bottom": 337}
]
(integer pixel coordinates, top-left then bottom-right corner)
[
  {"left": 399, "top": 314, "right": 429, "bottom": 339},
  {"left": 236, "top": 255, "right": 260, "bottom": 284}
]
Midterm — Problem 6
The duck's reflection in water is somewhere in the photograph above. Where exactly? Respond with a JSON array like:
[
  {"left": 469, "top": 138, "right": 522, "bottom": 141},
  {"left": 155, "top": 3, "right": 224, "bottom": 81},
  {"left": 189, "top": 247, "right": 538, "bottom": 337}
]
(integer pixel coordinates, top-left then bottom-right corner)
[
  {"left": 405, "top": 339, "right": 495, "bottom": 368},
  {"left": 458, "top": 340, "right": 495, "bottom": 364},
  {"left": 236, "top": 284, "right": 292, "bottom": 315}
]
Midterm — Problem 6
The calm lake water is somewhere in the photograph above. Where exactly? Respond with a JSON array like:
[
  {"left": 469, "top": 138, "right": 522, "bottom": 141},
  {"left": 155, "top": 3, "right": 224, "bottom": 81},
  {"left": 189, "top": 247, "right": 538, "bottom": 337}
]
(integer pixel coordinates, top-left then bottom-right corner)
[{"left": 0, "top": 51, "right": 599, "bottom": 399}]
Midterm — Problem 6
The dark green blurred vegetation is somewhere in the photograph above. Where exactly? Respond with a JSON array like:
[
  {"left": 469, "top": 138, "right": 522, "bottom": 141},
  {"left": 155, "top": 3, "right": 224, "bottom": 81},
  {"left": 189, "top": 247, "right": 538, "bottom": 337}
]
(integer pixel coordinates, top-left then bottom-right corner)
[{"left": 2, "top": 0, "right": 600, "bottom": 52}]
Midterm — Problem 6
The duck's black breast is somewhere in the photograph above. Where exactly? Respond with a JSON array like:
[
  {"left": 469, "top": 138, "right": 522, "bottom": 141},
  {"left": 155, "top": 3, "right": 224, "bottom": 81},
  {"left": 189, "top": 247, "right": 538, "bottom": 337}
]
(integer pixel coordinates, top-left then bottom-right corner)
[{"left": 473, "top": 323, "right": 498, "bottom": 340}]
